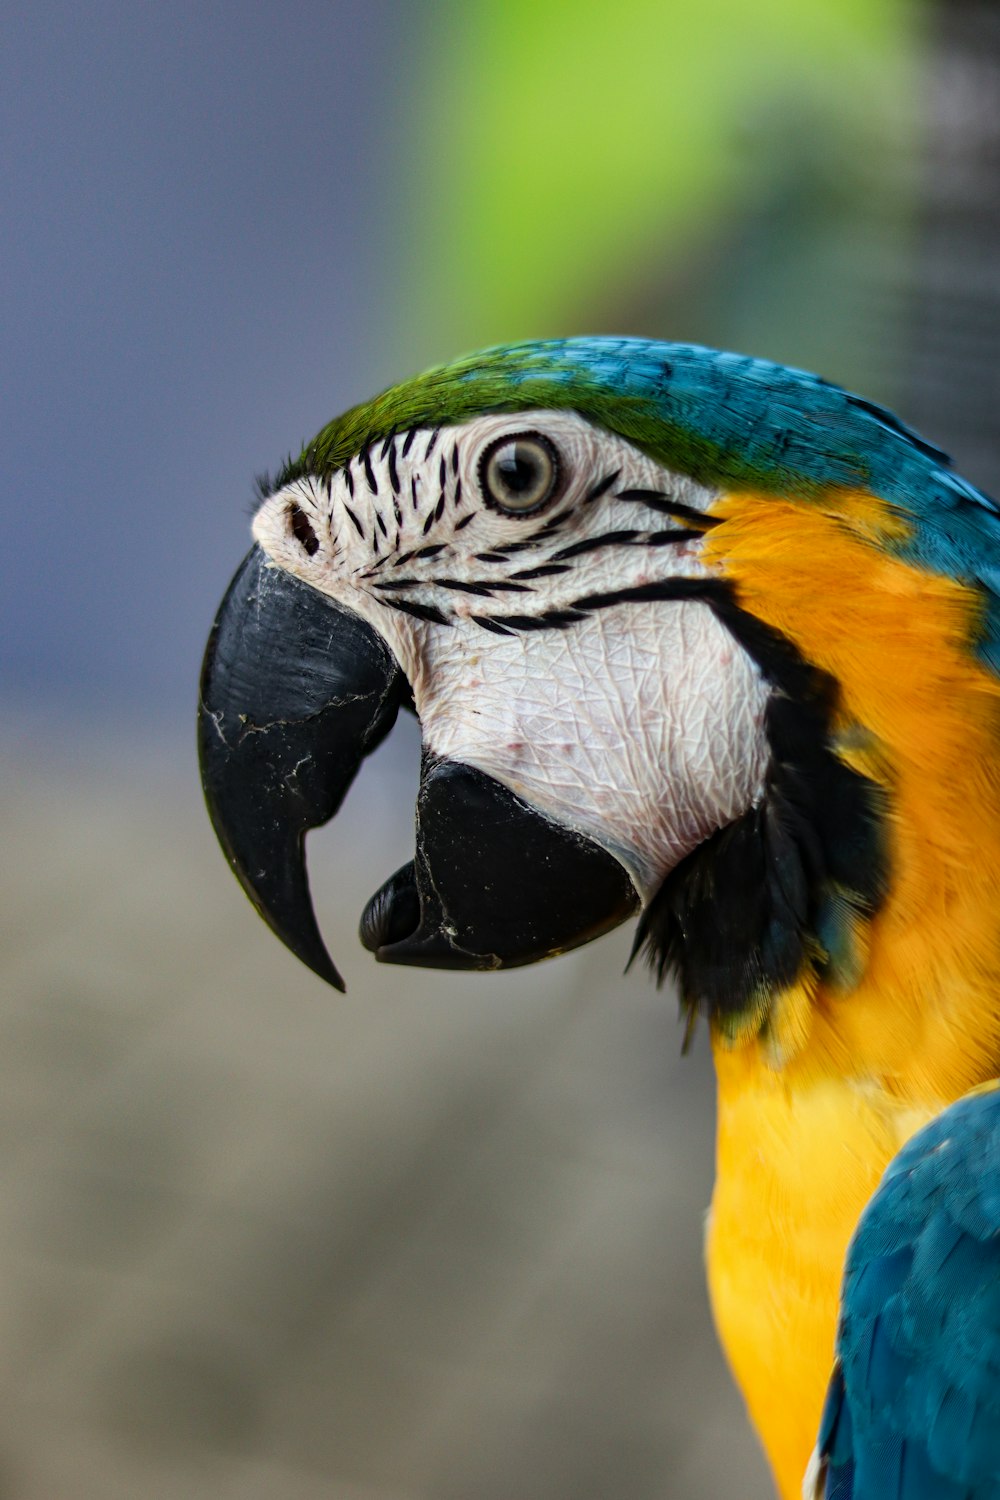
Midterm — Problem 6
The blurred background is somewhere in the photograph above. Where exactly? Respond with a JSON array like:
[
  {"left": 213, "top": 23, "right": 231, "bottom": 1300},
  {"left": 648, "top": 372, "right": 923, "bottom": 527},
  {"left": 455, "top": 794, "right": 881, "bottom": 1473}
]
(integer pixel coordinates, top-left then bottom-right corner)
[{"left": 3, "top": 1, "right": 999, "bottom": 1495}]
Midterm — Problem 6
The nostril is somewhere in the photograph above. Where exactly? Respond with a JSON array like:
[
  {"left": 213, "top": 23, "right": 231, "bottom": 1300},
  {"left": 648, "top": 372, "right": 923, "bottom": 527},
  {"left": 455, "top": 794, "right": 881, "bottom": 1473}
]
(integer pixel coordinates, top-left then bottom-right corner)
[
  {"left": 289, "top": 503, "right": 319, "bottom": 556},
  {"left": 360, "top": 863, "right": 421, "bottom": 951}
]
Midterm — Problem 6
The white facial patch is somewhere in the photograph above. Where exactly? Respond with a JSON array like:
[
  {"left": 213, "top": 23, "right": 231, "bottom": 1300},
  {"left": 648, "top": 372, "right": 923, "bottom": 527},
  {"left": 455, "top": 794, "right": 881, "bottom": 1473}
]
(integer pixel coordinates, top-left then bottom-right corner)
[
  {"left": 416, "top": 598, "right": 768, "bottom": 898},
  {"left": 253, "top": 409, "right": 770, "bottom": 900}
]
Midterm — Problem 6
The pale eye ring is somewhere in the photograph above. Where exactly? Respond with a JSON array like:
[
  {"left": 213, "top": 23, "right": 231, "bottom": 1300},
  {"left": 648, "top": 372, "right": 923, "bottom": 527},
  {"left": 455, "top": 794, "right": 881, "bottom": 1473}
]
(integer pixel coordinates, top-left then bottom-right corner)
[{"left": 478, "top": 431, "right": 560, "bottom": 515}]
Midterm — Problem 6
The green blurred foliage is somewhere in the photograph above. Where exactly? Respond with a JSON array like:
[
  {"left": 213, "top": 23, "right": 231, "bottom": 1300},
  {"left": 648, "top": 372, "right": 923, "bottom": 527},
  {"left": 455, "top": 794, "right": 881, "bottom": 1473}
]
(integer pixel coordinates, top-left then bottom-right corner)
[{"left": 398, "top": 0, "right": 922, "bottom": 395}]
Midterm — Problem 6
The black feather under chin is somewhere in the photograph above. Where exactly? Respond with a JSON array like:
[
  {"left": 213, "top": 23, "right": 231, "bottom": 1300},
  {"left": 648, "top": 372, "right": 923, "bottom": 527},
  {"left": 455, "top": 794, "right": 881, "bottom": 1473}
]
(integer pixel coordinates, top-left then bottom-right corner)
[{"left": 633, "top": 599, "right": 888, "bottom": 1037}]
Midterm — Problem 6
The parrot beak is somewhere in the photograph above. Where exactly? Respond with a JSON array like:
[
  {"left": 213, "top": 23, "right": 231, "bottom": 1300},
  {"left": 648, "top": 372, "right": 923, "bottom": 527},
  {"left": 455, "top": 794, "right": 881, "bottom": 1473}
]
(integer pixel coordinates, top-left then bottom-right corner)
[
  {"left": 199, "top": 548, "right": 639, "bottom": 988},
  {"left": 358, "top": 756, "right": 639, "bottom": 971},
  {"left": 198, "top": 545, "right": 406, "bottom": 990}
]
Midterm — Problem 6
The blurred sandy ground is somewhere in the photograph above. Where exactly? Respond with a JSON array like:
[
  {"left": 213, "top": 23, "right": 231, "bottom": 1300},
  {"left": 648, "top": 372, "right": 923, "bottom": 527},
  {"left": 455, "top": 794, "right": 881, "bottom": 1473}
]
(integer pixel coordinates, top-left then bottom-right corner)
[{"left": 0, "top": 715, "right": 773, "bottom": 1499}]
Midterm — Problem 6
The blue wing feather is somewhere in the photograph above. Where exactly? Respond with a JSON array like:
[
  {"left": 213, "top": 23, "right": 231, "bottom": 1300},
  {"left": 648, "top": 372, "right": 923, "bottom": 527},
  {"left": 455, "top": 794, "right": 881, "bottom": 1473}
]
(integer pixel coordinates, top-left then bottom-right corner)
[{"left": 817, "top": 1084, "right": 1000, "bottom": 1498}]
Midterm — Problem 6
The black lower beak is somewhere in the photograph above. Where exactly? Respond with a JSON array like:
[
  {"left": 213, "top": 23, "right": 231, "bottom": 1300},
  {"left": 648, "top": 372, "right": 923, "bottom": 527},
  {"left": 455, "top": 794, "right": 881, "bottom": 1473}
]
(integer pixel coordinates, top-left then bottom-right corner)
[
  {"left": 359, "top": 757, "right": 639, "bottom": 970},
  {"left": 198, "top": 546, "right": 405, "bottom": 989}
]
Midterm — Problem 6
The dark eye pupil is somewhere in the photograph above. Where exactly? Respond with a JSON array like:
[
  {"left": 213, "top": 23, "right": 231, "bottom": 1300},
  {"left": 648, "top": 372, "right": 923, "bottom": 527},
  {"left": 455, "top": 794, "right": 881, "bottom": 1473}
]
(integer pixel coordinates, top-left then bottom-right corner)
[{"left": 496, "top": 447, "right": 540, "bottom": 495}]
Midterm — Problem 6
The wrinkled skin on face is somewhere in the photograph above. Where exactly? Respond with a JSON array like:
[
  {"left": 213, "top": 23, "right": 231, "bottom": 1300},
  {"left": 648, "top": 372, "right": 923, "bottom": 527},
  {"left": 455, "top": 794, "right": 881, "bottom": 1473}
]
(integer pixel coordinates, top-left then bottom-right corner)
[{"left": 200, "top": 406, "right": 769, "bottom": 988}]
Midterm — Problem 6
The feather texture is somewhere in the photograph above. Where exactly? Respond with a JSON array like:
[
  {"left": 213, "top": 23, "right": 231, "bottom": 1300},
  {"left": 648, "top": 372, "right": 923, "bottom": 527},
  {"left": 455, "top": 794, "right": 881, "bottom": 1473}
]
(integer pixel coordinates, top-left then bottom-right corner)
[
  {"left": 271, "top": 337, "right": 1000, "bottom": 667},
  {"left": 816, "top": 1084, "right": 1000, "bottom": 1498}
]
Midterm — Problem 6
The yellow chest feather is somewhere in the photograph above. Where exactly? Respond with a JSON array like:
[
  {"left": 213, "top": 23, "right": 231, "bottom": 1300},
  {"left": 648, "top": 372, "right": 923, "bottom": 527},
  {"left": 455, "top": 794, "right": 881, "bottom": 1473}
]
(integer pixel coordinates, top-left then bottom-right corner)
[
  {"left": 699, "top": 492, "right": 1000, "bottom": 1498},
  {"left": 707, "top": 1056, "right": 932, "bottom": 1500}
]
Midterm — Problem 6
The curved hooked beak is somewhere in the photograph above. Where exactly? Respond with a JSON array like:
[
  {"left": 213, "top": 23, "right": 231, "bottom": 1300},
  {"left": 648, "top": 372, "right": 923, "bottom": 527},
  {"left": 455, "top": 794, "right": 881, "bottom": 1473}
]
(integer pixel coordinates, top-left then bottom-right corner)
[
  {"left": 198, "top": 546, "right": 406, "bottom": 990},
  {"left": 199, "top": 547, "right": 639, "bottom": 989}
]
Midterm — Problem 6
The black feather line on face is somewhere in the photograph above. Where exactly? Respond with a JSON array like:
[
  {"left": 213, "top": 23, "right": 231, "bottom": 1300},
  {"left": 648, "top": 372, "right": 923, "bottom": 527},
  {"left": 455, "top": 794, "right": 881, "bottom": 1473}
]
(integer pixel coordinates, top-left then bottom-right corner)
[
  {"left": 628, "top": 586, "right": 888, "bottom": 1040},
  {"left": 532, "top": 510, "right": 573, "bottom": 535},
  {"left": 584, "top": 469, "right": 620, "bottom": 502},
  {"left": 386, "top": 598, "right": 452, "bottom": 626},
  {"left": 471, "top": 615, "right": 515, "bottom": 635},
  {"left": 431, "top": 580, "right": 497, "bottom": 597},
  {"left": 617, "top": 488, "right": 719, "bottom": 529},
  {"left": 509, "top": 563, "right": 572, "bottom": 580},
  {"left": 551, "top": 530, "right": 641, "bottom": 562},
  {"left": 541, "top": 608, "right": 587, "bottom": 626},
  {"left": 571, "top": 578, "right": 709, "bottom": 612},
  {"left": 646, "top": 529, "right": 703, "bottom": 545},
  {"left": 488, "top": 612, "right": 574, "bottom": 632},
  {"left": 433, "top": 578, "right": 533, "bottom": 594}
]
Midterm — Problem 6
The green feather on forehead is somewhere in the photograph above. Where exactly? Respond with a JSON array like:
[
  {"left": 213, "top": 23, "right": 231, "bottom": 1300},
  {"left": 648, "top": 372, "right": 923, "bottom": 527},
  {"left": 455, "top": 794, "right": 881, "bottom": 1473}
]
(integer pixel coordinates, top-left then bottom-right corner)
[
  {"left": 267, "top": 335, "right": 1000, "bottom": 668},
  {"left": 272, "top": 335, "right": 951, "bottom": 500},
  {"left": 273, "top": 338, "right": 765, "bottom": 496}
]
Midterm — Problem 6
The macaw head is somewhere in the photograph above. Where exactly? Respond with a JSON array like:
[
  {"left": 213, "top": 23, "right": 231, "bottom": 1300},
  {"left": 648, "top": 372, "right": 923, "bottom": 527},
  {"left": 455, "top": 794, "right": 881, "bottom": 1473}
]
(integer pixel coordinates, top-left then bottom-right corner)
[{"left": 199, "top": 338, "right": 1000, "bottom": 1043}]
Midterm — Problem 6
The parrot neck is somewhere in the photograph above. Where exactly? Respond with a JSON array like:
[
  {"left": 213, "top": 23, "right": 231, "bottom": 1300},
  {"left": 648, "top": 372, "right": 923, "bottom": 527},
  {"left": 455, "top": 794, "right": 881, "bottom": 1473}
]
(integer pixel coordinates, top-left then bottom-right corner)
[
  {"left": 707, "top": 891, "right": 1000, "bottom": 1500},
  {"left": 698, "top": 488, "right": 1000, "bottom": 1499},
  {"left": 707, "top": 836, "right": 1000, "bottom": 1498},
  {"left": 699, "top": 486, "right": 1000, "bottom": 1084},
  {"left": 707, "top": 1051, "right": 938, "bottom": 1500}
]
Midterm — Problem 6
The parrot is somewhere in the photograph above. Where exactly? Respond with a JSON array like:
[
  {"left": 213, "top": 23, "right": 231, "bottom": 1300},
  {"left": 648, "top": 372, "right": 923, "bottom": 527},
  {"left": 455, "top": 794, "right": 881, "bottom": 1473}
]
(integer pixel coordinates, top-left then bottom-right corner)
[{"left": 197, "top": 337, "right": 1000, "bottom": 1499}]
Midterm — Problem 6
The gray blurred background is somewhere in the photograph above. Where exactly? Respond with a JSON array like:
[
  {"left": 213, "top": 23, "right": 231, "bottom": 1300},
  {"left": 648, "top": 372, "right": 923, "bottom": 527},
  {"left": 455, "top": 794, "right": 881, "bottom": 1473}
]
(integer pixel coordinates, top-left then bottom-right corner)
[{"left": 4, "top": 2, "right": 999, "bottom": 1496}]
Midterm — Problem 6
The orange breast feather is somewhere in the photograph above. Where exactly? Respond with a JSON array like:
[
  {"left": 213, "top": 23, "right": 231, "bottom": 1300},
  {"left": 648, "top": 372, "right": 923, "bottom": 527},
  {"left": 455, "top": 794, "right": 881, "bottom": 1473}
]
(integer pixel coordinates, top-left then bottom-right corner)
[{"left": 701, "top": 491, "right": 1000, "bottom": 1499}]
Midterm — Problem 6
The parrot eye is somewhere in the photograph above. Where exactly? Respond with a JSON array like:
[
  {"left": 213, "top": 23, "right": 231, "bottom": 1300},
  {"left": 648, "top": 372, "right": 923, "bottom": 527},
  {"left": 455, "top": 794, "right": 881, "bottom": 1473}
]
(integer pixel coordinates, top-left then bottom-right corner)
[{"left": 479, "top": 432, "right": 560, "bottom": 515}]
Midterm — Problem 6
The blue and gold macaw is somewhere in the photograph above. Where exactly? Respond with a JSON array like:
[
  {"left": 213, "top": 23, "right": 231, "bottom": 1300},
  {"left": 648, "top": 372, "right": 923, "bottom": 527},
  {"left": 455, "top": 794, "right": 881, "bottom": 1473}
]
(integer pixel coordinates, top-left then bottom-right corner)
[{"left": 198, "top": 338, "right": 1000, "bottom": 1499}]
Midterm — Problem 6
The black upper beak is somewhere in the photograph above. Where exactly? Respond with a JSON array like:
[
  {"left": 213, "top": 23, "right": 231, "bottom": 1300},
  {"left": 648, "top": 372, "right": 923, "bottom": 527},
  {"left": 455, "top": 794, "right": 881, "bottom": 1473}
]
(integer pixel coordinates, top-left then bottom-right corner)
[
  {"left": 198, "top": 545, "right": 405, "bottom": 989},
  {"left": 199, "top": 547, "right": 639, "bottom": 988}
]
